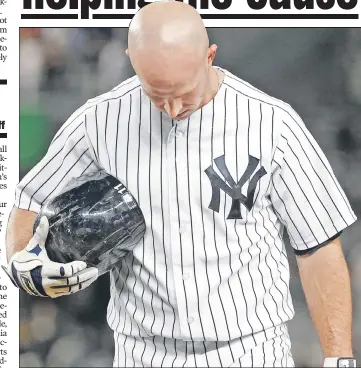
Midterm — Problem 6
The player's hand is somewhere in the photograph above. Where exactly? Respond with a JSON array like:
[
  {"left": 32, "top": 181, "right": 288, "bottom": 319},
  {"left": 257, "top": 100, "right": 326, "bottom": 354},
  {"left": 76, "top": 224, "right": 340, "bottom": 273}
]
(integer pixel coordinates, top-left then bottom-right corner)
[{"left": 2, "top": 216, "right": 99, "bottom": 298}]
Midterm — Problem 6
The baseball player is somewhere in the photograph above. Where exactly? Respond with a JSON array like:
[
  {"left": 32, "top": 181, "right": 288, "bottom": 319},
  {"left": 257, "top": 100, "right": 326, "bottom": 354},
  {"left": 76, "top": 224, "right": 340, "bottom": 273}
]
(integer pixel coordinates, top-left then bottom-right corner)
[{"left": 5, "top": 2, "right": 357, "bottom": 367}]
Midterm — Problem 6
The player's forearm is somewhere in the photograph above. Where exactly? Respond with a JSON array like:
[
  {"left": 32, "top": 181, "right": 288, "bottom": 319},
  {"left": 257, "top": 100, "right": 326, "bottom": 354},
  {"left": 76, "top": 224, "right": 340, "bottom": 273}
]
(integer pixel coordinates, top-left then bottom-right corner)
[
  {"left": 296, "top": 238, "right": 353, "bottom": 358},
  {"left": 5, "top": 207, "right": 37, "bottom": 262}
]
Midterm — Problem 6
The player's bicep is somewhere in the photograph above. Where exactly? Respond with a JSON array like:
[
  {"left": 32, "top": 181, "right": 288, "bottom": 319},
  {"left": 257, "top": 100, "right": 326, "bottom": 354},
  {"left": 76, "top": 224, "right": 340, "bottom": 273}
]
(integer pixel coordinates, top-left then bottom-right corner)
[
  {"left": 270, "top": 113, "right": 356, "bottom": 252},
  {"left": 15, "top": 116, "right": 100, "bottom": 213}
]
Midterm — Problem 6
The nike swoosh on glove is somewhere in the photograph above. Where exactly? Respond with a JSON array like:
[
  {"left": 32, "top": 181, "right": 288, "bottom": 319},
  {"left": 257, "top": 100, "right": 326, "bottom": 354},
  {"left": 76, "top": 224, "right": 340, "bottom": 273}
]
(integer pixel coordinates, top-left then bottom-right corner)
[{"left": 2, "top": 216, "right": 99, "bottom": 298}]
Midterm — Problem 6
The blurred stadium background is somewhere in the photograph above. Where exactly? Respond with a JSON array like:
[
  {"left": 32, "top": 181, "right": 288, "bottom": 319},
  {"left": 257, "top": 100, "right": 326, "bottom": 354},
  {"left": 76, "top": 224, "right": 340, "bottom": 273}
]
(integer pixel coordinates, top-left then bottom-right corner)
[{"left": 19, "top": 28, "right": 361, "bottom": 367}]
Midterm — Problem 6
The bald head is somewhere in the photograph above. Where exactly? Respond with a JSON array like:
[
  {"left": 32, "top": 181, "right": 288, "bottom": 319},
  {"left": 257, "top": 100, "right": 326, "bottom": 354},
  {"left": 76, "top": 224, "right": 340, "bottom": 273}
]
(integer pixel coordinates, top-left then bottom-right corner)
[
  {"left": 128, "top": 1, "right": 209, "bottom": 63},
  {"left": 126, "top": 1, "right": 219, "bottom": 120}
]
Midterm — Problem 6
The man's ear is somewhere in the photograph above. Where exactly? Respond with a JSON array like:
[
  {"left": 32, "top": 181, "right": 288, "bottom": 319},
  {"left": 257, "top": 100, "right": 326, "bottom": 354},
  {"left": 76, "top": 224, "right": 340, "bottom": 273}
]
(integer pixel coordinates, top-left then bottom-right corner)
[
  {"left": 208, "top": 44, "right": 218, "bottom": 65},
  {"left": 125, "top": 49, "right": 129, "bottom": 56}
]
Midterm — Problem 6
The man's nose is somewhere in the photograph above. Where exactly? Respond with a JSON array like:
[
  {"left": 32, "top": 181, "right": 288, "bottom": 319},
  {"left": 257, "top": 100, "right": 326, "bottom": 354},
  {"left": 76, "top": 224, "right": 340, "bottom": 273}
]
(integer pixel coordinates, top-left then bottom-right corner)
[{"left": 164, "top": 99, "right": 182, "bottom": 119}]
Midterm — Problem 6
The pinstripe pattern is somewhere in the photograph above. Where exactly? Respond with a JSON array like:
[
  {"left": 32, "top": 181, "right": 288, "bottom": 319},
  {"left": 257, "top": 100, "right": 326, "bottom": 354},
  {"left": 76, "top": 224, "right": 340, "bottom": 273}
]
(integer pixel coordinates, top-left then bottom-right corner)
[
  {"left": 15, "top": 68, "right": 356, "bottom": 366},
  {"left": 113, "top": 323, "right": 294, "bottom": 367}
]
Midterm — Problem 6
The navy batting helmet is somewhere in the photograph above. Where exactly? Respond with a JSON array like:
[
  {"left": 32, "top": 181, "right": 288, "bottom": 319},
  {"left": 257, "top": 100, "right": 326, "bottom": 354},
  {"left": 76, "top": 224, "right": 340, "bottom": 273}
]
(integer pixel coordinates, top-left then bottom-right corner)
[{"left": 33, "top": 171, "right": 146, "bottom": 276}]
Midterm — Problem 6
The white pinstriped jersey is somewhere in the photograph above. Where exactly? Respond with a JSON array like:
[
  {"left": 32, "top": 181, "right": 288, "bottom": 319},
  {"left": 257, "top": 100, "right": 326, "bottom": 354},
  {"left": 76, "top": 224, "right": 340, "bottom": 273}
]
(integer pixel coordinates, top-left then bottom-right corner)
[{"left": 15, "top": 68, "right": 356, "bottom": 347}]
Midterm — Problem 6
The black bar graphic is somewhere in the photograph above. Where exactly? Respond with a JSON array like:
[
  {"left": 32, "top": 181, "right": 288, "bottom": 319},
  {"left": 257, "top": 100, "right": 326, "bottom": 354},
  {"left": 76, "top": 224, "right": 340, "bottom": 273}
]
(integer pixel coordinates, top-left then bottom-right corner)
[
  {"left": 93, "top": 14, "right": 133, "bottom": 19},
  {"left": 202, "top": 13, "right": 359, "bottom": 19},
  {"left": 93, "top": 13, "right": 359, "bottom": 20},
  {"left": 0, "top": 80, "right": 6, "bottom": 85},
  {"left": 0, "top": 133, "right": 7, "bottom": 138},
  {"left": 21, "top": 14, "right": 78, "bottom": 19}
]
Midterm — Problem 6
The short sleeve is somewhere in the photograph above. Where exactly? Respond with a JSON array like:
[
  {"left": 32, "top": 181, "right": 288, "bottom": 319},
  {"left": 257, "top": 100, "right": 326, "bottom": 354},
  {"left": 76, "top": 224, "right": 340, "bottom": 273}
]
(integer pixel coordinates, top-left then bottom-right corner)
[
  {"left": 270, "top": 107, "right": 357, "bottom": 251},
  {"left": 15, "top": 113, "right": 100, "bottom": 213}
]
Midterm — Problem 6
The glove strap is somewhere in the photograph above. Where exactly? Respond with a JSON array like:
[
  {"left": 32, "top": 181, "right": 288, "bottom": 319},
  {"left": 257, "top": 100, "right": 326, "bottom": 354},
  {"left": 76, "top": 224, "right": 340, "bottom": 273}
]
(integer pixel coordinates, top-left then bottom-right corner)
[{"left": 2, "top": 264, "right": 47, "bottom": 297}]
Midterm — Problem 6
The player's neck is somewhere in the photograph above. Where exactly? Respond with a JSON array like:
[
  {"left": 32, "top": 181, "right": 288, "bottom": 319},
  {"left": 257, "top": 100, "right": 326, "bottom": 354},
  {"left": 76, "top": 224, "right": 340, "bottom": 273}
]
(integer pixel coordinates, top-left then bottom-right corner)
[{"left": 200, "top": 67, "right": 224, "bottom": 109}]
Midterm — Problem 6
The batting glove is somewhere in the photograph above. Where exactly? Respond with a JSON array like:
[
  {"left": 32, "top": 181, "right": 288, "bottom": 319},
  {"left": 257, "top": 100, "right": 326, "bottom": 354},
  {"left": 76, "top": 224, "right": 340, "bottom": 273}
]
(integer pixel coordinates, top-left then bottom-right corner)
[{"left": 2, "top": 216, "right": 99, "bottom": 298}]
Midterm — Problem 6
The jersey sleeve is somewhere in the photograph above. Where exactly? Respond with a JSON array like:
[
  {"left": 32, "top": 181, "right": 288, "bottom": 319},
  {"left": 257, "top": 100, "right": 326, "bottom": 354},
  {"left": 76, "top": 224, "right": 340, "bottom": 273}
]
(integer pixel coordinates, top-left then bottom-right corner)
[
  {"left": 270, "top": 106, "right": 357, "bottom": 252},
  {"left": 15, "top": 110, "right": 101, "bottom": 213}
]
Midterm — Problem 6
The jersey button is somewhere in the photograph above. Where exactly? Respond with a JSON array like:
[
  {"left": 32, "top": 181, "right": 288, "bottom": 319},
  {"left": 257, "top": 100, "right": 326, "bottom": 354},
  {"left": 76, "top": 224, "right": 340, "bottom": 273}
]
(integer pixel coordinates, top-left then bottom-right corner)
[
  {"left": 182, "top": 273, "right": 190, "bottom": 281},
  {"left": 187, "top": 317, "right": 194, "bottom": 324},
  {"left": 175, "top": 131, "right": 184, "bottom": 138}
]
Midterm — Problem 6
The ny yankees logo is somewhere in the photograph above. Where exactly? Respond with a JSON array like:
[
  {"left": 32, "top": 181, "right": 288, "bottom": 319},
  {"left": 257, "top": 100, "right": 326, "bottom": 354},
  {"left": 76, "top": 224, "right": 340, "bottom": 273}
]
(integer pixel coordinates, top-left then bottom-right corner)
[{"left": 205, "top": 155, "right": 267, "bottom": 219}]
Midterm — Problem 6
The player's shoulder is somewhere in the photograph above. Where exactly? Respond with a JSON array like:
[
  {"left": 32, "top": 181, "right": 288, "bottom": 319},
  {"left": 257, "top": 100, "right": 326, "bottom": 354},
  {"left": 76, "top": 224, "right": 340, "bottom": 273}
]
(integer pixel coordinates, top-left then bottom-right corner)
[
  {"left": 62, "top": 75, "right": 142, "bottom": 126},
  {"left": 222, "top": 68, "right": 307, "bottom": 149},
  {"left": 223, "top": 68, "right": 301, "bottom": 124},
  {"left": 86, "top": 75, "right": 142, "bottom": 108}
]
